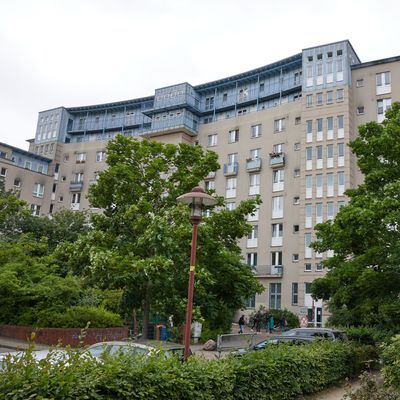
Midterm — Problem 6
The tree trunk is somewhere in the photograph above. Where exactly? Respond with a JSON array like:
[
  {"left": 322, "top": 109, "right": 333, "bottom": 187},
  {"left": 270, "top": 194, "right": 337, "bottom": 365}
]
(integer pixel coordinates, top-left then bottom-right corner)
[
  {"left": 141, "top": 282, "right": 152, "bottom": 339},
  {"left": 132, "top": 308, "right": 137, "bottom": 338}
]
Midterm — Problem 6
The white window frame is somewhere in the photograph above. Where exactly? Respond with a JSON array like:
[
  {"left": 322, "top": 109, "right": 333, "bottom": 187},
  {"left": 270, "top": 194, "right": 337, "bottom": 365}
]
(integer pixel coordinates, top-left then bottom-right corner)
[
  {"left": 272, "top": 196, "right": 284, "bottom": 219},
  {"left": 272, "top": 169, "right": 284, "bottom": 192},
  {"left": 207, "top": 134, "right": 218, "bottom": 147},
  {"left": 33, "top": 183, "right": 44, "bottom": 198}
]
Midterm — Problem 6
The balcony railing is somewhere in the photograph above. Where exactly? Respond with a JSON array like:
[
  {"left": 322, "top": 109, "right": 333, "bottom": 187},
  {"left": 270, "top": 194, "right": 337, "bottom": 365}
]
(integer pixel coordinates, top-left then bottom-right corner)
[
  {"left": 223, "top": 162, "right": 239, "bottom": 176},
  {"left": 69, "top": 181, "right": 84, "bottom": 191},
  {"left": 246, "top": 158, "right": 262, "bottom": 172},
  {"left": 252, "top": 265, "right": 283, "bottom": 277},
  {"left": 269, "top": 153, "right": 285, "bottom": 168}
]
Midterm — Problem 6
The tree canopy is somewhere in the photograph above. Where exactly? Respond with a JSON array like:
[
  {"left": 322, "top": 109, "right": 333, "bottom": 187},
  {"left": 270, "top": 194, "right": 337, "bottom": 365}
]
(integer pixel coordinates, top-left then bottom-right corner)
[
  {"left": 312, "top": 102, "right": 400, "bottom": 327},
  {"left": 55, "top": 136, "right": 263, "bottom": 336}
]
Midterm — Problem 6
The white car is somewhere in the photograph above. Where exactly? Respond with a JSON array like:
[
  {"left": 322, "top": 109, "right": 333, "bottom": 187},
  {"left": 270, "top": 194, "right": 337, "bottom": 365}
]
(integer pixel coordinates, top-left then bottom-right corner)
[{"left": 0, "top": 349, "right": 66, "bottom": 368}]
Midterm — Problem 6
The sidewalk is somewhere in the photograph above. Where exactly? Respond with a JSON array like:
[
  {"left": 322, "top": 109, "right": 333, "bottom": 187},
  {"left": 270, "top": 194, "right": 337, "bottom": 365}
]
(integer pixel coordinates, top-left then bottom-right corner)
[{"left": 0, "top": 336, "right": 48, "bottom": 351}]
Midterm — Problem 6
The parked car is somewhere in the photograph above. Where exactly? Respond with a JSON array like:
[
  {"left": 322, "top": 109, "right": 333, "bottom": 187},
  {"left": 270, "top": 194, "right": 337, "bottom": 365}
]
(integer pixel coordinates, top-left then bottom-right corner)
[
  {"left": 0, "top": 349, "right": 65, "bottom": 369},
  {"left": 86, "top": 340, "right": 188, "bottom": 361},
  {"left": 282, "top": 328, "right": 348, "bottom": 341},
  {"left": 233, "top": 336, "right": 315, "bottom": 355}
]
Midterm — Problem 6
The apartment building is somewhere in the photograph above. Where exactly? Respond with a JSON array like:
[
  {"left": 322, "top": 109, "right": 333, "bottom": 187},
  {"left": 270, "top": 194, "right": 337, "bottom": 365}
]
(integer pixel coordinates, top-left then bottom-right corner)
[{"left": 1, "top": 40, "right": 399, "bottom": 325}]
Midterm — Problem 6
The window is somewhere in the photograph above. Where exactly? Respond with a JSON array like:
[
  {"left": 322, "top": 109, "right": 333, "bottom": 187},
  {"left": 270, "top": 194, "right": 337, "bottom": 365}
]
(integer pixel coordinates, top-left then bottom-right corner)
[
  {"left": 305, "top": 232, "right": 312, "bottom": 258},
  {"left": 226, "top": 201, "right": 236, "bottom": 211},
  {"left": 222, "top": 92, "right": 228, "bottom": 103},
  {"left": 316, "top": 64, "right": 323, "bottom": 85},
  {"left": 337, "top": 49, "right": 343, "bottom": 56},
  {"left": 228, "top": 129, "right": 239, "bottom": 143},
  {"left": 205, "top": 96, "right": 214, "bottom": 110},
  {"left": 337, "top": 115, "right": 344, "bottom": 138},
  {"left": 327, "top": 201, "right": 334, "bottom": 220},
  {"left": 327, "top": 117, "right": 333, "bottom": 140},
  {"left": 207, "top": 134, "right": 217, "bottom": 147},
  {"left": 272, "top": 169, "right": 284, "bottom": 192},
  {"left": 316, "top": 92, "right": 323, "bottom": 105},
  {"left": 294, "top": 71, "right": 301, "bottom": 85},
  {"left": 327, "top": 51, "right": 333, "bottom": 58},
  {"left": 13, "top": 178, "right": 21, "bottom": 187},
  {"left": 274, "top": 118, "right": 285, "bottom": 133},
  {"left": 292, "top": 283, "right": 298, "bottom": 305},
  {"left": 316, "top": 202, "right": 323, "bottom": 224},
  {"left": 293, "top": 196, "right": 300, "bottom": 205},
  {"left": 306, "top": 94, "right": 313, "bottom": 107},
  {"left": 316, "top": 145, "right": 323, "bottom": 169},
  {"left": 326, "top": 61, "right": 333, "bottom": 83},
  {"left": 251, "top": 124, "right": 261, "bottom": 138},
  {"left": 356, "top": 79, "right": 364, "bottom": 88},
  {"left": 245, "top": 295, "right": 256, "bottom": 309},
  {"left": 306, "top": 120, "right": 312, "bottom": 142},
  {"left": 327, "top": 91, "right": 333, "bottom": 104},
  {"left": 376, "top": 72, "right": 391, "bottom": 95},
  {"left": 259, "top": 82, "right": 265, "bottom": 92},
  {"left": 327, "top": 173, "right": 334, "bottom": 197},
  {"left": 337, "top": 89, "right": 344, "bottom": 102},
  {"left": 271, "top": 223, "right": 283, "bottom": 246},
  {"left": 249, "top": 174, "right": 260, "bottom": 195},
  {"left": 0, "top": 167, "right": 6, "bottom": 177},
  {"left": 305, "top": 282, "right": 312, "bottom": 295},
  {"left": 306, "top": 147, "right": 312, "bottom": 170},
  {"left": 33, "top": 183, "right": 44, "bottom": 198},
  {"left": 96, "top": 151, "right": 106, "bottom": 162},
  {"left": 50, "top": 143, "right": 54, "bottom": 153},
  {"left": 338, "top": 143, "right": 345, "bottom": 166},
  {"left": 338, "top": 200, "right": 346, "bottom": 210},
  {"left": 327, "top": 144, "right": 334, "bottom": 168},
  {"left": 73, "top": 172, "right": 84, "bottom": 183},
  {"left": 247, "top": 252, "right": 257, "bottom": 268},
  {"left": 228, "top": 153, "right": 238, "bottom": 164},
  {"left": 292, "top": 254, "right": 299, "bottom": 262},
  {"left": 377, "top": 98, "right": 392, "bottom": 123},
  {"left": 238, "top": 87, "right": 248, "bottom": 102},
  {"left": 338, "top": 171, "right": 345, "bottom": 196},
  {"left": 273, "top": 143, "right": 284, "bottom": 154},
  {"left": 226, "top": 178, "right": 237, "bottom": 198},
  {"left": 37, "top": 164, "right": 44, "bottom": 173},
  {"left": 294, "top": 168, "right": 301, "bottom": 178},
  {"left": 306, "top": 65, "right": 313, "bottom": 87},
  {"left": 71, "top": 193, "right": 81, "bottom": 204},
  {"left": 250, "top": 148, "right": 261, "bottom": 159},
  {"left": 305, "top": 263, "right": 312, "bottom": 272},
  {"left": 295, "top": 116, "right": 301, "bottom": 125},
  {"left": 24, "top": 161, "right": 32, "bottom": 170},
  {"left": 30, "top": 204, "right": 41, "bottom": 217},
  {"left": 205, "top": 180, "right": 215, "bottom": 191},
  {"left": 336, "top": 59, "right": 343, "bottom": 81},
  {"left": 294, "top": 142, "right": 300, "bottom": 151},
  {"left": 305, "top": 175, "right": 312, "bottom": 198},
  {"left": 357, "top": 106, "right": 365, "bottom": 115},
  {"left": 269, "top": 283, "right": 281, "bottom": 309},
  {"left": 293, "top": 224, "right": 299, "bottom": 233},
  {"left": 76, "top": 152, "right": 86, "bottom": 163},
  {"left": 272, "top": 196, "right": 283, "bottom": 219},
  {"left": 317, "top": 118, "right": 323, "bottom": 141},
  {"left": 63, "top": 153, "right": 69, "bottom": 162},
  {"left": 305, "top": 203, "right": 312, "bottom": 228},
  {"left": 316, "top": 263, "right": 323, "bottom": 271},
  {"left": 248, "top": 225, "right": 258, "bottom": 240}
]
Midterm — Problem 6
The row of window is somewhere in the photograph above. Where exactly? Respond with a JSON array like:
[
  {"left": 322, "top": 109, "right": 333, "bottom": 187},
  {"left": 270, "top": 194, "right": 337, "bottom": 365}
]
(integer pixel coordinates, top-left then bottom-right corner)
[
  {"left": 306, "top": 58, "right": 344, "bottom": 87},
  {"left": 34, "top": 143, "right": 55, "bottom": 155},
  {"left": 305, "top": 201, "right": 345, "bottom": 227},
  {"left": 306, "top": 115, "right": 344, "bottom": 142},
  {"left": 356, "top": 71, "right": 392, "bottom": 95},
  {"left": 305, "top": 172, "right": 345, "bottom": 198},
  {"left": 305, "top": 143, "right": 345, "bottom": 170},
  {"left": 63, "top": 151, "right": 106, "bottom": 163},
  {"left": 306, "top": 89, "right": 344, "bottom": 107}
]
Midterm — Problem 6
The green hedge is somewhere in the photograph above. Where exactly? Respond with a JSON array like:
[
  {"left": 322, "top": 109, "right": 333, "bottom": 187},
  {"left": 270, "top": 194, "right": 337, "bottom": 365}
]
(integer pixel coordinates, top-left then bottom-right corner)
[
  {"left": 0, "top": 341, "right": 376, "bottom": 399},
  {"left": 382, "top": 334, "right": 400, "bottom": 391},
  {"left": 345, "top": 326, "right": 397, "bottom": 346}
]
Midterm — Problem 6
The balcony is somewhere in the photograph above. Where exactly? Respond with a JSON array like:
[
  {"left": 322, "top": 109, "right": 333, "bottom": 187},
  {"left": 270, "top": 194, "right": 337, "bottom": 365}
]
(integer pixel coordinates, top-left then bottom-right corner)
[
  {"left": 206, "top": 171, "right": 216, "bottom": 179},
  {"left": 253, "top": 265, "right": 283, "bottom": 278},
  {"left": 269, "top": 153, "right": 285, "bottom": 168},
  {"left": 69, "top": 181, "right": 84, "bottom": 191},
  {"left": 246, "top": 158, "right": 262, "bottom": 172},
  {"left": 223, "top": 162, "right": 239, "bottom": 176}
]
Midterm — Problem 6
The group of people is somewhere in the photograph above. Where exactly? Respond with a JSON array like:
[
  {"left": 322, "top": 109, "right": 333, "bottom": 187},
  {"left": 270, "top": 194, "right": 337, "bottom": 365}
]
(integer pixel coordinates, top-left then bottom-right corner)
[{"left": 238, "top": 312, "right": 287, "bottom": 334}]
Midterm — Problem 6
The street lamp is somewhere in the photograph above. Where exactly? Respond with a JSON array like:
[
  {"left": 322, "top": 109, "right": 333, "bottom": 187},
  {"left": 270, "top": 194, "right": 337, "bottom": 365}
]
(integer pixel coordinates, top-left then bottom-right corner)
[{"left": 176, "top": 186, "right": 217, "bottom": 360}]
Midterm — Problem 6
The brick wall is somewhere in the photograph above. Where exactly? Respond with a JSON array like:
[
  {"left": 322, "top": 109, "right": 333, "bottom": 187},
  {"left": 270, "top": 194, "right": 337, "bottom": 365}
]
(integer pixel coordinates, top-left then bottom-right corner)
[{"left": 0, "top": 325, "right": 129, "bottom": 346}]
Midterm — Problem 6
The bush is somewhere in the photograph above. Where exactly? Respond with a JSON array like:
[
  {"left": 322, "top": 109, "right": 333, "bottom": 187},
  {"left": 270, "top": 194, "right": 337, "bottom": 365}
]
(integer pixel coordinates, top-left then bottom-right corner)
[
  {"left": 0, "top": 339, "right": 377, "bottom": 399},
  {"left": 346, "top": 326, "right": 396, "bottom": 346},
  {"left": 382, "top": 334, "right": 400, "bottom": 391},
  {"left": 34, "top": 306, "right": 123, "bottom": 328}
]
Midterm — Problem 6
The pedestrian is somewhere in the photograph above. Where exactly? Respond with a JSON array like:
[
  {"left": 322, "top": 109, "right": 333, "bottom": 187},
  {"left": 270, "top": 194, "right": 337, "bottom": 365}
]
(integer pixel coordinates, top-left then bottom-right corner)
[
  {"left": 251, "top": 311, "right": 262, "bottom": 332},
  {"left": 238, "top": 315, "right": 245, "bottom": 334},
  {"left": 279, "top": 315, "right": 287, "bottom": 333},
  {"left": 268, "top": 314, "right": 274, "bottom": 334}
]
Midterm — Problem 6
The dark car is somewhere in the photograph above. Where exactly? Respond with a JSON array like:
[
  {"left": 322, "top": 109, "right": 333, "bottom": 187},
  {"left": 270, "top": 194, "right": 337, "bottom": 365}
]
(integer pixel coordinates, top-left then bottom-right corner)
[{"left": 281, "top": 328, "right": 347, "bottom": 341}]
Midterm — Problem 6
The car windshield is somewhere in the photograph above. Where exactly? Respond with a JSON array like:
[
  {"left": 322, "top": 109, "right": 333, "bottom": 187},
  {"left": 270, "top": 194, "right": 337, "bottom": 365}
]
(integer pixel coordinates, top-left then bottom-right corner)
[{"left": 87, "top": 344, "right": 110, "bottom": 357}]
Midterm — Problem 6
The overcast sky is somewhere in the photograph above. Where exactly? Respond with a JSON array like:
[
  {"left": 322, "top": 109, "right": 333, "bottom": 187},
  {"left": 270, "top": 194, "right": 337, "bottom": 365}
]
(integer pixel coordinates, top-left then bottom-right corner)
[{"left": 1, "top": 0, "right": 399, "bottom": 149}]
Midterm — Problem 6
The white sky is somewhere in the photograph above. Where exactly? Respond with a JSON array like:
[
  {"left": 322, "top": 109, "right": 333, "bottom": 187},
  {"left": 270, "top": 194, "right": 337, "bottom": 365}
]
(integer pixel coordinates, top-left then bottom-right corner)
[{"left": 1, "top": 0, "right": 399, "bottom": 149}]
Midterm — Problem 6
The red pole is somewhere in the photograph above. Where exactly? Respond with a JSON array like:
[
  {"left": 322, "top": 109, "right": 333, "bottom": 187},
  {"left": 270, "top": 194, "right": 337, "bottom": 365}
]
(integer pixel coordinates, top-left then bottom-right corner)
[{"left": 184, "top": 220, "right": 199, "bottom": 360}]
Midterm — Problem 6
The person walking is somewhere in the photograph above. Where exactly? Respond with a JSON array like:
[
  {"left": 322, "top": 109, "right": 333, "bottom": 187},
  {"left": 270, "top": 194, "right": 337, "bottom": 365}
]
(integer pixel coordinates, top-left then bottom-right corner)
[
  {"left": 268, "top": 314, "right": 275, "bottom": 334},
  {"left": 279, "top": 315, "right": 287, "bottom": 333},
  {"left": 251, "top": 311, "right": 262, "bottom": 332},
  {"left": 238, "top": 315, "right": 245, "bottom": 334}
]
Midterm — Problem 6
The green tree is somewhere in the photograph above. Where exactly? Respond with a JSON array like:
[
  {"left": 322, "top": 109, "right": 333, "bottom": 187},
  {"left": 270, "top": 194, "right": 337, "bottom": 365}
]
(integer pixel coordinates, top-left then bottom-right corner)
[
  {"left": 312, "top": 103, "right": 400, "bottom": 327},
  {"left": 55, "top": 136, "right": 262, "bottom": 337}
]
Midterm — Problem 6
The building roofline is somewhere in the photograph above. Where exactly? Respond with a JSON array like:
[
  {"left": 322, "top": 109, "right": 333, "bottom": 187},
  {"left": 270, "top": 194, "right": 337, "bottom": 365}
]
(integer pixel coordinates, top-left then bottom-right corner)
[
  {"left": 351, "top": 55, "right": 400, "bottom": 70},
  {"left": 0, "top": 142, "right": 52, "bottom": 162},
  {"left": 302, "top": 39, "right": 361, "bottom": 64},
  {"left": 194, "top": 53, "right": 302, "bottom": 92}
]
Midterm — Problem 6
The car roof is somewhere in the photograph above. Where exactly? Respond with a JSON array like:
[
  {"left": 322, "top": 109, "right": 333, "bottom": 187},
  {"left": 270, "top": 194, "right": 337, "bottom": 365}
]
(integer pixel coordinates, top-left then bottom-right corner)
[{"left": 88, "top": 340, "right": 184, "bottom": 350}]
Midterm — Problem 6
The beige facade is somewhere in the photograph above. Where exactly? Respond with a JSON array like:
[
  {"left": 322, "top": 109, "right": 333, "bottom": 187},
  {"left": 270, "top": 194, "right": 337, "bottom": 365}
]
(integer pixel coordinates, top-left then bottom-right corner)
[{"left": 1, "top": 41, "right": 399, "bottom": 325}]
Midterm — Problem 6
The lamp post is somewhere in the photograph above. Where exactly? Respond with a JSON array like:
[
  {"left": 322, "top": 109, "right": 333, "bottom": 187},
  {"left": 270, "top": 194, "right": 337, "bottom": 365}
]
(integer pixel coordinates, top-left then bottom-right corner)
[{"left": 177, "top": 186, "right": 217, "bottom": 360}]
